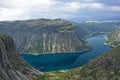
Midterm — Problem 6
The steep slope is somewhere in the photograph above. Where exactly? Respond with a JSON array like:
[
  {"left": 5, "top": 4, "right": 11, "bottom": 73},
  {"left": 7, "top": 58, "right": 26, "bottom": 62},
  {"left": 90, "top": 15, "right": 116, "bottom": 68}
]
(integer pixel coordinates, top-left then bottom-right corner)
[
  {"left": 41, "top": 46, "right": 120, "bottom": 80},
  {"left": 70, "top": 46, "right": 120, "bottom": 80},
  {"left": 0, "top": 19, "right": 91, "bottom": 54},
  {"left": 106, "top": 27, "right": 120, "bottom": 47},
  {"left": 0, "top": 34, "right": 42, "bottom": 80}
]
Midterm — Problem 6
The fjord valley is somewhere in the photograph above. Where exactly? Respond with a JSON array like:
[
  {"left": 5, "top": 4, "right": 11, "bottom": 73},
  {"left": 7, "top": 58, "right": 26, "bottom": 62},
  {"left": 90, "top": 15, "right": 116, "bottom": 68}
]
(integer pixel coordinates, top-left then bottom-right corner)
[
  {"left": 0, "top": 0, "right": 120, "bottom": 79},
  {"left": 0, "top": 19, "right": 120, "bottom": 80},
  {"left": 41, "top": 22, "right": 120, "bottom": 80},
  {"left": 22, "top": 34, "right": 111, "bottom": 72}
]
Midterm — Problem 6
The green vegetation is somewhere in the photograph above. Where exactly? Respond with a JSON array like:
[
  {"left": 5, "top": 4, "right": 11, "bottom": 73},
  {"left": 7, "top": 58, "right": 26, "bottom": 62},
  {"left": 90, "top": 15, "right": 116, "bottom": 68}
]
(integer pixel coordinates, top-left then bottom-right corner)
[
  {"left": 37, "top": 68, "right": 82, "bottom": 80},
  {"left": 0, "top": 34, "right": 11, "bottom": 39}
]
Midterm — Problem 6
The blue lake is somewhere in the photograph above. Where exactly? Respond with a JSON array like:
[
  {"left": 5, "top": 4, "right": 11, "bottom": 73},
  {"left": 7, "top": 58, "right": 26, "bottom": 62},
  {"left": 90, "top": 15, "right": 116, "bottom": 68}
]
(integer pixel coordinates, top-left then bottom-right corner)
[{"left": 21, "top": 35, "right": 111, "bottom": 72}]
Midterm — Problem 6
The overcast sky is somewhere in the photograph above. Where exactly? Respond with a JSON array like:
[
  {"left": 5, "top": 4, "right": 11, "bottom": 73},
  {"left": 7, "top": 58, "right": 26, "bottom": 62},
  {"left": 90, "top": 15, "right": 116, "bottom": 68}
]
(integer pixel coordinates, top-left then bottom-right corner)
[{"left": 0, "top": 0, "right": 120, "bottom": 22}]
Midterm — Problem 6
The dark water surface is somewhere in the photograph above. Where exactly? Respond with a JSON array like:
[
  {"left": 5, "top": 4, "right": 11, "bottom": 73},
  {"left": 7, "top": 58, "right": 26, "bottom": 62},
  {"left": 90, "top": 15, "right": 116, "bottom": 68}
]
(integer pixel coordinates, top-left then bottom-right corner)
[{"left": 22, "top": 35, "right": 111, "bottom": 72}]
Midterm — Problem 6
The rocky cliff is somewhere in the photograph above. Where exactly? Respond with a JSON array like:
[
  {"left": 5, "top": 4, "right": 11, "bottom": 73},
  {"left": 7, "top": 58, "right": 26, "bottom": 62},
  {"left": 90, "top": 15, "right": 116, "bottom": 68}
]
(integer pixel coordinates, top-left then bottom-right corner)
[
  {"left": 0, "top": 34, "right": 42, "bottom": 80},
  {"left": 0, "top": 19, "right": 91, "bottom": 54}
]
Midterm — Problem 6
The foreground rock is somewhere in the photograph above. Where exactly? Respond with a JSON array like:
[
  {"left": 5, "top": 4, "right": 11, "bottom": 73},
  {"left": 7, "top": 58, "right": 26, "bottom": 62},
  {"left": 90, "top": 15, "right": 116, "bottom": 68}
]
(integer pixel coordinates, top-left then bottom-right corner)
[{"left": 0, "top": 34, "right": 42, "bottom": 80}]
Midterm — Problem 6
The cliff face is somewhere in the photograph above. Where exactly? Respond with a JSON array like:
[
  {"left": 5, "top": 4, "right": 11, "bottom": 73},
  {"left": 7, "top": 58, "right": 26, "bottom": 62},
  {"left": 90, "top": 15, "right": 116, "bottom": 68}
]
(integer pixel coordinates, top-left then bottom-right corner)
[
  {"left": 0, "top": 34, "right": 42, "bottom": 80},
  {"left": 0, "top": 19, "right": 91, "bottom": 54}
]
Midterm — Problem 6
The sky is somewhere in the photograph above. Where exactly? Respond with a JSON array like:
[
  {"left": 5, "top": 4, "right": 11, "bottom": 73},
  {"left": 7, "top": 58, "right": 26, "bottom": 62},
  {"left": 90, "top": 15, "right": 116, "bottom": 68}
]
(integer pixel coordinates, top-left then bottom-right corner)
[{"left": 0, "top": 0, "right": 120, "bottom": 22}]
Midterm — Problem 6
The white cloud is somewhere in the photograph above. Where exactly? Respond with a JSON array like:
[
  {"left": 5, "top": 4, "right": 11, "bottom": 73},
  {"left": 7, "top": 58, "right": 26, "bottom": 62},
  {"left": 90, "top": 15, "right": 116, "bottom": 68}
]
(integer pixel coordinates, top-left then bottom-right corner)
[
  {"left": 0, "top": 8, "right": 26, "bottom": 21},
  {"left": 0, "top": 0, "right": 119, "bottom": 21},
  {"left": 60, "top": 2, "right": 104, "bottom": 12},
  {"left": 111, "top": 6, "right": 120, "bottom": 11},
  {"left": 0, "top": 0, "right": 58, "bottom": 21},
  {"left": 77, "top": 0, "right": 96, "bottom": 3},
  {"left": 87, "top": 3, "right": 104, "bottom": 9},
  {"left": 0, "top": 0, "right": 55, "bottom": 8},
  {"left": 60, "top": 2, "right": 85, "bottom": 11}
]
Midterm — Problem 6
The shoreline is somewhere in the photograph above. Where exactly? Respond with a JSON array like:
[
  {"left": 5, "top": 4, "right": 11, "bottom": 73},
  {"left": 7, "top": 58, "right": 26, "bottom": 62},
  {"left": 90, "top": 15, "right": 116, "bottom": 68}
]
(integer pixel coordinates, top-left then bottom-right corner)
[
  {"left": 20, "top": 48, "right": 92, "bottom": 55},
  {"left": 104, "top": 35, "right": 115, "bottom": 48}
]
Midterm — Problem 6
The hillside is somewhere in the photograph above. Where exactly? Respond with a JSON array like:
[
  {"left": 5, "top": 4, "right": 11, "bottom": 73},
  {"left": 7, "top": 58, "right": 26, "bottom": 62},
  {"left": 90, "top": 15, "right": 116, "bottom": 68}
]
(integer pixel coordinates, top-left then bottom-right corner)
[
  {"left": 40, "top": 45, "right": 120, "bottom": 80},
  {"left": 106, "top": 27, "right": 120, "bottom": 47},
  {"left": 0, "top": 34, "right": 42, "bottom": 80}
]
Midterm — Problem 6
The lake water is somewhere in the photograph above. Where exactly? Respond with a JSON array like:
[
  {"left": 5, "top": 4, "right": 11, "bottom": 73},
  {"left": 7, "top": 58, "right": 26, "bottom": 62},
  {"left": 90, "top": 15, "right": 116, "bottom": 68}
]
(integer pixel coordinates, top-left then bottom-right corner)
[{"left": 21, "top": 35, "right": 111, "bottom": 72}]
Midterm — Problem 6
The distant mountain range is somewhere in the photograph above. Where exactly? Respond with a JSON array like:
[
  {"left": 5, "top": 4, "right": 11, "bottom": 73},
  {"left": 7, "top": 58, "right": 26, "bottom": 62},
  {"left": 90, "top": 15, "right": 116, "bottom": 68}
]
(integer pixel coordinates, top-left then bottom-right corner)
[{"left": 85, "top": 20, "right": 120, "bottom": 23}]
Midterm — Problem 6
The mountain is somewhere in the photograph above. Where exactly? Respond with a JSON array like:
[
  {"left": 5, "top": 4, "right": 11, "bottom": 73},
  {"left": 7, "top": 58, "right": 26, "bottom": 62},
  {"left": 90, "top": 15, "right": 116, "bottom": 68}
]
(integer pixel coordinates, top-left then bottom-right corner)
[
  {"left": 0, "top": 19, "right": 91, "bottom": 54},
  {"left": 106, "top": 27, "right": 120, "bottom": 47},
  {"left": 0, "top": 34, "right": 42, "bottom": 80},
  {"left": 41, "top": 45, "right": 120, "bottom": 80},
  {"left": 0, "top": 19, "right": 120, "bottom": 54}
]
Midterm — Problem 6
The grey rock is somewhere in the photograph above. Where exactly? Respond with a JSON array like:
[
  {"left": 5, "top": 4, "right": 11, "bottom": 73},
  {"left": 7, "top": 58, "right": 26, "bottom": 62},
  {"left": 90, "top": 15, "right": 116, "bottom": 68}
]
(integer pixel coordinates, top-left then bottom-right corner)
[{"left": 0, "top": 34, "right": 42, "bottom": 80}]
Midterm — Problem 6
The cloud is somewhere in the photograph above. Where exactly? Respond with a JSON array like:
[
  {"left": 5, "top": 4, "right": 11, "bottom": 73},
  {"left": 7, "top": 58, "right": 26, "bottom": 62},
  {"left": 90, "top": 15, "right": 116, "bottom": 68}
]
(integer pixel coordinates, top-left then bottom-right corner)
[
  {"left": 111, "top": 6, "right": 120, "bottom": 11},
  {"left": 60, "top": 2, "right": 104, "bottom": 12},
  {"left": 0, "top": 0, "right": 119, "bottom": 21},
  {"left": 0, "top": 8, "right": 25, "bottom": 20},
  {"left": 0, "top": 0, "right": 58, "bottom": 21}
]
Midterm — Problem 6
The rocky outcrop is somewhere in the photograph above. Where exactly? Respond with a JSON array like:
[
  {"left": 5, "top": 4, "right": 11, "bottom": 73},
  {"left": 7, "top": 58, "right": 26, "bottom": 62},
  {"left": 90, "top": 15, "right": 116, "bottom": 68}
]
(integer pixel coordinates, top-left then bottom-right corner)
[
  {"left": 0, "top": 19, "right": 91, "bottom": 54},
  {"left": 0, "top": 34, "right": 42, "bottom": 80}
]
